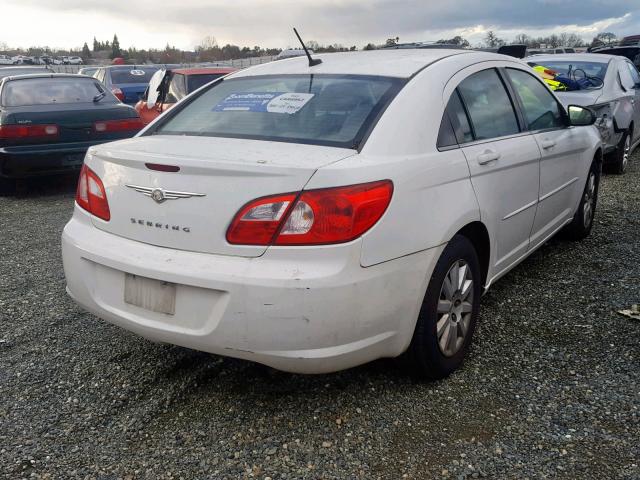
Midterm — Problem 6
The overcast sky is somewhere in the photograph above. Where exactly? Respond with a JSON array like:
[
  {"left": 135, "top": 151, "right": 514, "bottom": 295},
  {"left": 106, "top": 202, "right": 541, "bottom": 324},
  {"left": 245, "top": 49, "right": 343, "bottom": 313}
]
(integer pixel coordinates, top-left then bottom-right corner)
[{"left": 2, "top": 0, "right": 639, "bottom": 50}]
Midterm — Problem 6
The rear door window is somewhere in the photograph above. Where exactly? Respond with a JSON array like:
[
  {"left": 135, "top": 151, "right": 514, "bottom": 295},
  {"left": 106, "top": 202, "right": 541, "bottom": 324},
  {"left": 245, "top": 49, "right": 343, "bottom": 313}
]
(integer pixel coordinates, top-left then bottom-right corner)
[
  {"left": 457, "top": 69, "right": 520, "bottom": 141},
  {"left": 437, "top": 91, "right": 474, "bottom": 148},
  {"left": 506, "top": 68, "right": 565, "bottom": 130},
  {"left": 625, "top": 61, "right": 640, "bottom": 86}
]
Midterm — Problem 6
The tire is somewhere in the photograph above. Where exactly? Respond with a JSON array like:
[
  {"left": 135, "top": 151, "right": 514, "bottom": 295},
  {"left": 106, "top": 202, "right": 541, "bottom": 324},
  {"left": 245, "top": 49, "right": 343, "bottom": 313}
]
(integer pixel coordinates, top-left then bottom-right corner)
[
  {"left": 606, "top": 130, "right": 631, "bottom": 174},
  {"left": 404, "top": 234, "right": 482, "bottom": 379},
  {"left": 563, "top": 159, "right": 600, "bottom": 241}
]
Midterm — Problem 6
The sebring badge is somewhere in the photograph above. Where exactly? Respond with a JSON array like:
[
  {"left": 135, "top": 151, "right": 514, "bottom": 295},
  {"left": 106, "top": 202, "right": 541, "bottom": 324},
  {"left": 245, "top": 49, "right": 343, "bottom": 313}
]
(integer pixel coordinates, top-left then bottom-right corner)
[{"left": 126, "top": 184, "right": 206, "bottom": 204}]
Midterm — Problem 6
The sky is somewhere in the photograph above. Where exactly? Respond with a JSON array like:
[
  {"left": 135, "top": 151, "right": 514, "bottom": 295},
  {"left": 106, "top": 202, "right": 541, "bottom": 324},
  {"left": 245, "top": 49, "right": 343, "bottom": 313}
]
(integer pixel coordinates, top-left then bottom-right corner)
[{"left": 1, "top": 0, "right": 639, "bottom": 51}]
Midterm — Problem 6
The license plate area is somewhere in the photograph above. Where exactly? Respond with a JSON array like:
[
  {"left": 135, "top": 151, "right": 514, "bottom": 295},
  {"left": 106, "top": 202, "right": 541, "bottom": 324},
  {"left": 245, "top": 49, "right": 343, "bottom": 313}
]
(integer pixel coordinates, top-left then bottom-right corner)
[{"left": 124, "top": 273, "right": 176, "bottom": 315}]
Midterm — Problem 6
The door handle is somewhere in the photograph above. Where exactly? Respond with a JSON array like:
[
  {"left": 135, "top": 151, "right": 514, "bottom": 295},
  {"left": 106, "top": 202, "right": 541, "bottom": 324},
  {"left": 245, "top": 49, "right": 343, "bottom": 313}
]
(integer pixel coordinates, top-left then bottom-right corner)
[
  {"left": 477, "top": 150, "right": 501, "bottom": 165},
  {"left": 541, "top": 139, "right": 556, "bottom": 149}
]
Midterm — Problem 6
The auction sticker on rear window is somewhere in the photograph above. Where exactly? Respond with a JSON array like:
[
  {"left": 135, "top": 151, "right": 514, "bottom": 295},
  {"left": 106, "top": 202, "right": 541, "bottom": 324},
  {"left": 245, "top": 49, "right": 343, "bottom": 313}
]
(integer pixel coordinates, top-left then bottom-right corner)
[
  {"left": 213, "top": 92, "right": 314, "bottom": 114},
  {"left": 130, "top": 69, "right": 146, "bottom": 76}
]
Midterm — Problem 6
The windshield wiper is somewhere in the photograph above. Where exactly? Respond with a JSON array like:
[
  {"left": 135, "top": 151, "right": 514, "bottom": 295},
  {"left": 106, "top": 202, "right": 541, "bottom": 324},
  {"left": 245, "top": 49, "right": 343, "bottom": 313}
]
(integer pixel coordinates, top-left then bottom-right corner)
[{"left": 93, "top": 91, "right": 106, "bottom": 103}]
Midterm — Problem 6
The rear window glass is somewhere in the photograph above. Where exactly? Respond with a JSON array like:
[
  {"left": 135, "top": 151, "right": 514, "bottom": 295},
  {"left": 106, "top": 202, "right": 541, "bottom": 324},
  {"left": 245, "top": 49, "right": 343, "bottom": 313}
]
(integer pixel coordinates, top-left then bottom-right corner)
[
  {"left": 531, "top": 61, "right": 609, "bottom": 85},
  {"left": 110, "top": 68, "right": 158, "bottom": 84},
  {"left": 187, "top": 73, "right": 225, "bottom": 93},
  {"left": 2, "top": 77, "right": 113, "bottom": 106},
  {"left": 153, "top": 74, "right": 404, "bottom": 149}
]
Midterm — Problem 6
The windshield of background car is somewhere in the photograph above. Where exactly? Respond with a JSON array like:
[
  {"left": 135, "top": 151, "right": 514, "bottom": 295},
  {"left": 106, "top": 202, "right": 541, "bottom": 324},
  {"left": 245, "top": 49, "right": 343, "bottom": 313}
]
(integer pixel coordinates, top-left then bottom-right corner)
[
  {"left": 2, "top": 77, "right": 114, "bottom": 106},
  {"left": 110, "top": 68, "right": 158, "bottom": 84},
  {"left": 187, "top": 73, "right": 226, "bottom": 93},
  {"left": 537, "top": 61, "right": 608, "bottom": 86},
  {"left": 153, "top": 74, "right": 404, "bottom": 149}
]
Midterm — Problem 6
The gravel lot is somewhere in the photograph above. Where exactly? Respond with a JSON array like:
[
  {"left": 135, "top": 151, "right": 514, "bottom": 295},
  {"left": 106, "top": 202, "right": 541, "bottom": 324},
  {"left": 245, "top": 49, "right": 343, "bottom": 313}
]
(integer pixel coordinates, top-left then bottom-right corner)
[{"left": 1, "top": 153, "right": 638, "bottom": 480}]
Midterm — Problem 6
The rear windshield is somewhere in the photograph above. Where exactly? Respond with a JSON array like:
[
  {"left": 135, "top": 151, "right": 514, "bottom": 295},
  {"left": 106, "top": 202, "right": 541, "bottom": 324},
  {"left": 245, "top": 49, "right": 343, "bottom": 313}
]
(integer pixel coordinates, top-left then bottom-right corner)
[
  {"left": 187, "top": 73, "right": 226, "bottom": 93},
  {"left": 153, "top": 74, "right": 404, "bottom": 149},
  {"left": 529, "top": 60, "right": 608, "bottom": 89},
  {"left": 110, "top": 68, "right": 158, "bottom": 84},
  {"left": 2, "top": 77, "right": 114, "bottom": 106}
]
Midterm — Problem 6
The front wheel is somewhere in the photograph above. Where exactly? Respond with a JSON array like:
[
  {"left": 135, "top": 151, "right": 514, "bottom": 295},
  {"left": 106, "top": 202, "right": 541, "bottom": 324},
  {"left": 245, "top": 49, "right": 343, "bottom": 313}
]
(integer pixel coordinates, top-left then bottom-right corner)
[
  {"left": 563, "top": 160, "right": 600, "bottom": 240},
  {"left": 404, "top": 235, "right": 482, "bottom": 379}
]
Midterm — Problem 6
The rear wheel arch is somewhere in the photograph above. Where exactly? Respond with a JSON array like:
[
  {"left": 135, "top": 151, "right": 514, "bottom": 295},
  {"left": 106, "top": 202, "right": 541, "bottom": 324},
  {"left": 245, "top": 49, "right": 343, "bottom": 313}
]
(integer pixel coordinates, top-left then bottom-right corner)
[{"left": 455, "top": 221, "right": 490, "bottom": 288}]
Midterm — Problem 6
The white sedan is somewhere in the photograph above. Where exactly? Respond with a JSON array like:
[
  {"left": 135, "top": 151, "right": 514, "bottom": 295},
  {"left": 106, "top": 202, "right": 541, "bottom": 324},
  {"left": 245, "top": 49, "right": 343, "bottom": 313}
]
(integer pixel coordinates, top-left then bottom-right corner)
[{"left": 62, "top": 49, "right": 602, "bottom": 378}]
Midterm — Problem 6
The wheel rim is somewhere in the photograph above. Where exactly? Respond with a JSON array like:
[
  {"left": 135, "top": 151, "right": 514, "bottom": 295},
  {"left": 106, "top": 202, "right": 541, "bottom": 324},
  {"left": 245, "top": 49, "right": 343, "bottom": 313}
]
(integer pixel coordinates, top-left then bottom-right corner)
[
  {"left": 622, "top": 135, "right": 631, "bottom": 171},
  {"left": 582, "top": 171, "right": 596, "bottom": 229},
  {"left": 436, "top": 260, "right": 474, "bottom": 358}
]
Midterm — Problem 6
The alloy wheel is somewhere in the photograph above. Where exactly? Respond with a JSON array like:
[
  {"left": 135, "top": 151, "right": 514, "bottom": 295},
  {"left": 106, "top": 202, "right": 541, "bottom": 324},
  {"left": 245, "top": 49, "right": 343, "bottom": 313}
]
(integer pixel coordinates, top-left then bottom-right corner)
[
  {"left": 582, "top": 171, "right": 596, "bottom": 229},
  {"left": 436, "top": 260, "right": 474, "bottom": 357}
]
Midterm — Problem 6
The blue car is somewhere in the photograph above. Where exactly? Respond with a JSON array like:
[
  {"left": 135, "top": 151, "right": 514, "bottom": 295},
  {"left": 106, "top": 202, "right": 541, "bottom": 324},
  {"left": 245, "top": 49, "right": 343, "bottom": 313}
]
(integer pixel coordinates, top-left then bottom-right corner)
[{"left": 93, "top": 65, "right": 159, "bottom": 105}]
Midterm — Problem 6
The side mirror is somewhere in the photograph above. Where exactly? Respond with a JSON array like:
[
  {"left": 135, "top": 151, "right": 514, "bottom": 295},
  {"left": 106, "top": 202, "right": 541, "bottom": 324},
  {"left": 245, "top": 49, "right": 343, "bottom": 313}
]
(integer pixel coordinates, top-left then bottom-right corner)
[{"left": 568, "top": 105, "right": 596, "bottom": 126}]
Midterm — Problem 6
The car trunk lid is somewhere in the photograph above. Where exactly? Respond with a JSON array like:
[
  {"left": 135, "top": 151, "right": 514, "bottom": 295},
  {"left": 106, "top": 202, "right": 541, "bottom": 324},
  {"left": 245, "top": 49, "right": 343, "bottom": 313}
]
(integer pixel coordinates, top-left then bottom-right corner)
[
  {"left": 118, "top": 84, "right": 148, "bottom": 104},
  {"left": 87, "top": 135, "right": 356, "bottom": 257},
  {"left": 3, "top": 103, "right": 137, "bottom": 144}
]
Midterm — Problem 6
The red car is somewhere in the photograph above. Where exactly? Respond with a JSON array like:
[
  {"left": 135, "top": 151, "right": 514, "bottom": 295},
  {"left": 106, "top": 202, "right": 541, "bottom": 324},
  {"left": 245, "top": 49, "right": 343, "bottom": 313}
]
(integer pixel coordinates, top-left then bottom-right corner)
[{"left": 135, "top": 67, "right": 236, "bottom": 125}]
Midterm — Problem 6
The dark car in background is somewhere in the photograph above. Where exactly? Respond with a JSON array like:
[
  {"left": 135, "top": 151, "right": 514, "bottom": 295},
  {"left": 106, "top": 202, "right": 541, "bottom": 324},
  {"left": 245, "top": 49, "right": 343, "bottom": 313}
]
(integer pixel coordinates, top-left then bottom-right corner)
[
  {"left": 0, "top": 74, "right": 143, "bottom": 193},
  {"left": 135, "top": 67, "right": 236, "bottom": 124},
  {"left": 93, "top": 65, "right": 159, "bottom": 105}
]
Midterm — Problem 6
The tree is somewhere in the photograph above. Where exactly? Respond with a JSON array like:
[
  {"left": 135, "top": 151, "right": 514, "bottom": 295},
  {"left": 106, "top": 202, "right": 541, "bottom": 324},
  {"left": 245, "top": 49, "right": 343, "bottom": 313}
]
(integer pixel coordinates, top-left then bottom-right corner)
[
  {"left": 436, "top": 35, "right": 470, "bottom": 47},
  {"left": 592, "top": 32, "right": 617, "bottom": 47},
  {"left": 111, "top": 34, "right": 121, "bottom": 59},
  {"left": 385, "top": 36, "right": 399, "bottom": 46},
  {"left": 363, "top": 43, "right": 376, "bottom": 50},
  {"left": 513, "top": 33, "right": 531, "bottom": 46},
  {"left": 484, "top": 31, "right": 505, "bottom": 48},
  {"left": 92, "top": 37, "right": 99, "bottom": 52},
  {"left": 82, "top": 42, "right": 91, "bottom": 59}
]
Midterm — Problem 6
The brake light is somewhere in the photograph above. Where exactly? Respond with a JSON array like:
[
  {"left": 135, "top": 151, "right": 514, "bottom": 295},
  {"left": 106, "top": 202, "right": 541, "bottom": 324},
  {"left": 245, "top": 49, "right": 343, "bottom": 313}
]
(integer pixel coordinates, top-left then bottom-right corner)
[
  {"left": 93, "top": 118, "right": 143, "bottom": 133},
  {"left": 0, "top": 124, "right": 58, "bottom": 139},
  {"left": 226, "top": 180, "right": 393, "bottom": 246},
  {"left": 111, "top": 87, "right": 125, "bottom": 102},
  {"left": 76, "top": 164, "right": 110, "bottom": 221}
]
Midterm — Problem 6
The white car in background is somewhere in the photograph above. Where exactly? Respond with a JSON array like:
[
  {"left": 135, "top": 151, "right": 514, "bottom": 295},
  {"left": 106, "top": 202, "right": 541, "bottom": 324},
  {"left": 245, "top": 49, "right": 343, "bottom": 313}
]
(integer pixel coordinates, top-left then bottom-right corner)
[
  {"left": 62, "top": 50, "right": 602, "bottom": 378},
  {"left": 0, "top": 55, "right": 13, "bottom": 65},
  {"left": 528, "top": 53, "right": 640, "bottom": 173}
]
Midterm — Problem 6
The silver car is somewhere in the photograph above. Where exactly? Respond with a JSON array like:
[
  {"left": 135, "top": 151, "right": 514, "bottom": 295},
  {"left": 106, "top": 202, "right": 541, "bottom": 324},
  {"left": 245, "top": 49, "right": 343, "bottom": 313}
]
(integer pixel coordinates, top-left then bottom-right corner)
[{"left": 527, "top": 53, "right": 640, "bottom": 173}]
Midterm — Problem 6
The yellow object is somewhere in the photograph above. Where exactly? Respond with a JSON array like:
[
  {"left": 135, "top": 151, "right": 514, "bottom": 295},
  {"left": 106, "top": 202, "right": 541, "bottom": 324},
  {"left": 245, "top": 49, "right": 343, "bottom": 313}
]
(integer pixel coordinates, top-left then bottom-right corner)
[{"left": 532, "top": 65, "right": 567, "bottom": 91}]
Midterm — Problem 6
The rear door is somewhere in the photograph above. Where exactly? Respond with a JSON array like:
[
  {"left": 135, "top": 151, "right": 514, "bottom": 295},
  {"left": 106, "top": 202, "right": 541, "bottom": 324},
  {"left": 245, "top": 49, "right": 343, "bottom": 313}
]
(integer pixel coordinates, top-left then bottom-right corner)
[
  {"left": 451, "top": 67, "right": 541, "bottom": 272},
  {"left": 504, "top": 67, "right": 588, "bottom": 246}
]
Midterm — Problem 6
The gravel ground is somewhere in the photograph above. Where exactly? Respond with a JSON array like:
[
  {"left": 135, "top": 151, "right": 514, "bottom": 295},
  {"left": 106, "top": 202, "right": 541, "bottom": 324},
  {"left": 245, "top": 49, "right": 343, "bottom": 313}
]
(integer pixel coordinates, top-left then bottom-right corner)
[{"left": 1, "top": 153, "right": 639, "bottom": 480}]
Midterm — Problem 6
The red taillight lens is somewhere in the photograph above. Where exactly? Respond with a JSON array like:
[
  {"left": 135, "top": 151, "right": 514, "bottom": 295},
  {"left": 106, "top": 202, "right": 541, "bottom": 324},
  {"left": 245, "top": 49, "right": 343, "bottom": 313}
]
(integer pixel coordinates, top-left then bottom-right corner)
[
  {"left": 0, "top": 124, "right": 59, "bottom": 139},
  {"left": 226, "top": 180, "right": 393, "bottom": 246},
  {"left": 76, "top": 164, "right": 110, "bottom": 221},
  {"left": 111, "top": 87, "right": 125, "bottom": 102},
  {"left": 94, "top": 118, "right": 143, "bottom": 133}
]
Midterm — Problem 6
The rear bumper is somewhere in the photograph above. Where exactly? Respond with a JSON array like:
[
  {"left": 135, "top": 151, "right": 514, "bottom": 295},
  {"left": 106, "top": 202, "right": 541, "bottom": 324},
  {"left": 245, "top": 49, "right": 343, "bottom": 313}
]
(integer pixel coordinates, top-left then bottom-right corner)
[
  {"left": 1, "top": 141, "right": 110, "bottom": 178},
  {"left": 61, "top": 208, "right": 440, "bottom": 374}
]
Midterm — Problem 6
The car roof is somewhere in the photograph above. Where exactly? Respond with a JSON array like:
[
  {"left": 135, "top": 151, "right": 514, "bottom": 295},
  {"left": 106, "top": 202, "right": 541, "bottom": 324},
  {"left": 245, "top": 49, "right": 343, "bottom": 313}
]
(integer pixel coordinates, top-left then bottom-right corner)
[
  {"left": 172, "top": 67, "right": 236, "bottom": 75},
  {"left": 1, "top": 73, "right": 94, "bottom": 82},
  {"left": 526, "top": 53, "right": 614, "bottom": 63},
  {"left": 229, "top": 49, "right": 505, "bottom": 79}
]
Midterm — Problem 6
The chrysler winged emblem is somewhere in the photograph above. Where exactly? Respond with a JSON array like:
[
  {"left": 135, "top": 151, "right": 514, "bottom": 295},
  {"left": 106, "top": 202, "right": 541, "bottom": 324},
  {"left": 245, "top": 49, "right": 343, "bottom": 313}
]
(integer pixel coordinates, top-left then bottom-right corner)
[{"left": 126, "top": 184, "right": 206, "bottom": 204}]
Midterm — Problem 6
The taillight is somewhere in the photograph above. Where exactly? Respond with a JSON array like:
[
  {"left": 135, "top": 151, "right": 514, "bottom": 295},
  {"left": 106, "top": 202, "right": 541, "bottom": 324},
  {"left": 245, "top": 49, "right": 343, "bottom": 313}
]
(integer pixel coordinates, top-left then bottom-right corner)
[
  {"left": 0, "top": 124, "right": 59, "bottom": 139},
  {"left": 226, "top": 180, "right": 393, "bottom": 246},
  {"left": 76, "top": 164, "right": 110, "bottom": 221},
  {"left": 111, "top": 87, "right": 125, "bottom": 102},
  {"left": 93, "top": 118, "right": 143, "bottom": 133}
]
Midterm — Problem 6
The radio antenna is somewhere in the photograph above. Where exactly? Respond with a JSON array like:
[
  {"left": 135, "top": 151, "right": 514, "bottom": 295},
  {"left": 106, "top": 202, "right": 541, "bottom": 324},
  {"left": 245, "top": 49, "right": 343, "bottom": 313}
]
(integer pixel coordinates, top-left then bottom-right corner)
[{"left": 293, "top": 28, "right": 322, "bottom": 67}]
